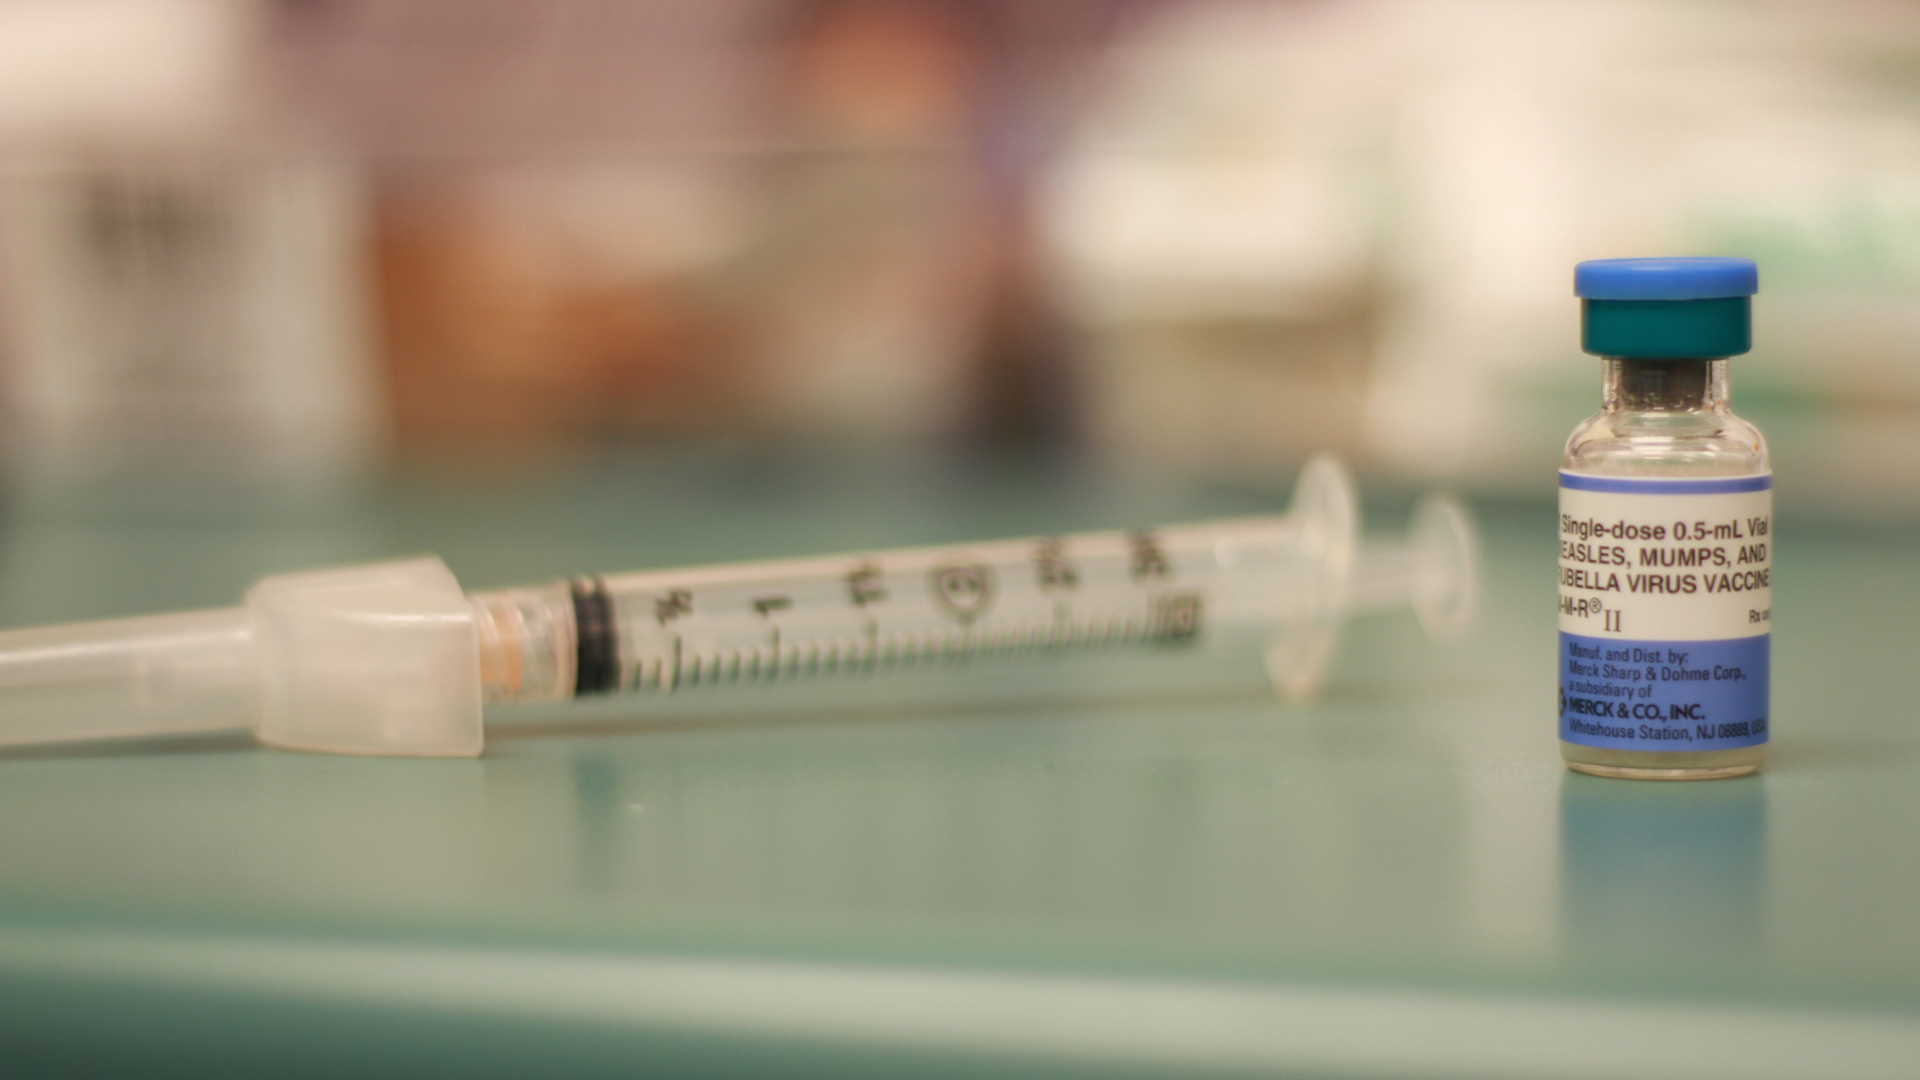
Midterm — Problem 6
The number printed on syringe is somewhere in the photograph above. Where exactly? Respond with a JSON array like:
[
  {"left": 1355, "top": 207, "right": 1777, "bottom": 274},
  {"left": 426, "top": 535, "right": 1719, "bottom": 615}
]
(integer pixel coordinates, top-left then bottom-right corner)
[{"left": 595, "top": 528, "right": 1214, "bottom": 694}]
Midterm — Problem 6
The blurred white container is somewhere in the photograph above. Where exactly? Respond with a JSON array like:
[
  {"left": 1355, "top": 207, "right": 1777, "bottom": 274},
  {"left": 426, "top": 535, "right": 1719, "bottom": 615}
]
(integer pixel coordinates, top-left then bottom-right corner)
[
  {"left": 0, "top": 0, "right": 383, "bottom": 491},
  {"left": 1362, "top": 0, "right": 1920, "bottom": 510},
  {"left": 1045, "top": 0, "right": 1920, "bottom": 516},
  {"left": 1041, "top": 0, "right": 1394, "bottom": 479}
]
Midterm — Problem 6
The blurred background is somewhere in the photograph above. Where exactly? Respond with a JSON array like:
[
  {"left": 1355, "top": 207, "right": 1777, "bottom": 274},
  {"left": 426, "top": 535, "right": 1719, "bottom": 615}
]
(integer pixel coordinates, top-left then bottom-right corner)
[{"left": 1, "top": 0, "right": 1918, "bottom": 517}]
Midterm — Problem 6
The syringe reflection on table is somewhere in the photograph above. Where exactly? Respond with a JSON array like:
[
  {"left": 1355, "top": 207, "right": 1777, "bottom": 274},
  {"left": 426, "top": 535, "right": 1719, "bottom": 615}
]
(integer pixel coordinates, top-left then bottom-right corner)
[{"left": 0, "top": 456, "right": 1474, "bottom": 756}]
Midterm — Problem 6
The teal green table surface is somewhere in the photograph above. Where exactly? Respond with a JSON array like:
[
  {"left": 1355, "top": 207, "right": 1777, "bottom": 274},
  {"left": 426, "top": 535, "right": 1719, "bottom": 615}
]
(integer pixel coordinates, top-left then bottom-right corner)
[{"left": 0, "top": 458, "right": 1914, "bottom": 1078}]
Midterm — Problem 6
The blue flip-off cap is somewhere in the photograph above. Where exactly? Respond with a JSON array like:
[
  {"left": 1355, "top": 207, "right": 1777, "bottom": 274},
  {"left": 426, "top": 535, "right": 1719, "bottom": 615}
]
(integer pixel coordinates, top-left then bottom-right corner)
[
  {"left": 1574, "top": 257, "right": 1757, "bottom": 357},
  {"left": 1574, "top": 257, "right": 1758, "bottom": 301}
]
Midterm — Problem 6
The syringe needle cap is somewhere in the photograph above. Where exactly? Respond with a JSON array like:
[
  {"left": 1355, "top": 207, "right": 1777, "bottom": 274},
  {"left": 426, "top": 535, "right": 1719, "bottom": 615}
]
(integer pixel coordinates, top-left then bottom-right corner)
[{"left": 0, "top": 556, "right": 484, "bottom": 757}]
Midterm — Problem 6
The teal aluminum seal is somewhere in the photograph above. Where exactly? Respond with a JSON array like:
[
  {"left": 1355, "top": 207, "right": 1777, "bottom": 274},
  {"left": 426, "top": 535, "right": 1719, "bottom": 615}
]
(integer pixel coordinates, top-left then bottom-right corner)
[{"left": 1581, "top": 296, "right": 1750, "bottom": 359}]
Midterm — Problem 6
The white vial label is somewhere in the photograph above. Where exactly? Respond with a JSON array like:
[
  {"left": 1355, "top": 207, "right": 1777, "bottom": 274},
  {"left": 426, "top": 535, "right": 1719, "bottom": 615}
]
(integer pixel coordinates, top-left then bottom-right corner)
[{"left": 1557, "top": 473, "right": 1770, "bottom": 751}]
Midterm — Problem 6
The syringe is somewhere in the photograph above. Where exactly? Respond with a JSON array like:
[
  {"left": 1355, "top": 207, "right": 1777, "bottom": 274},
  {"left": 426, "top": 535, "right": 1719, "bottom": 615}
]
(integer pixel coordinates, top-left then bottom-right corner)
[{"left": 0, "top": 456, "right": 1474, "bottom": 757}]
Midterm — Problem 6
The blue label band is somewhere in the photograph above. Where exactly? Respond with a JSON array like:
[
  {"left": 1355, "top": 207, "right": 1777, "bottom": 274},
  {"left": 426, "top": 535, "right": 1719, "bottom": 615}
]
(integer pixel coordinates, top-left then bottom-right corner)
[
  {"left": 1559, "top": 473, "right": 1771, "bottom": 495},
  {"left": 1559, "top": 632, "right": 1769, "bottom": 751}
]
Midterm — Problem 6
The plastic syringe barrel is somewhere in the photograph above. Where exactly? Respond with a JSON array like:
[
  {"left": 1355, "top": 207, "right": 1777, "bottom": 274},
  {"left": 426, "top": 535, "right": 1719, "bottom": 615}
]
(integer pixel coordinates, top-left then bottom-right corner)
[{"left": 0, "top": 607, "right": 257, "bottom": 748}]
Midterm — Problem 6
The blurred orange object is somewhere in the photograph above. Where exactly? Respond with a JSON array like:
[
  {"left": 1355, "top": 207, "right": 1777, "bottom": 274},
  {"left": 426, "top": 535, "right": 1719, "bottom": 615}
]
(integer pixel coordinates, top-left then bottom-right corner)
[{"left": 375, "top": 172, "right": 743, "bottom": 462}]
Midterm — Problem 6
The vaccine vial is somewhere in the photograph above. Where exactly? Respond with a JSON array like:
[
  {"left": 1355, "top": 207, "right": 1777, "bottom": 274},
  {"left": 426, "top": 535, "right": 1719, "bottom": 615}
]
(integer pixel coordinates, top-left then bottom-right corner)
[{"left": 1559, "top": 258, "right": 1769, "bottom": 780}]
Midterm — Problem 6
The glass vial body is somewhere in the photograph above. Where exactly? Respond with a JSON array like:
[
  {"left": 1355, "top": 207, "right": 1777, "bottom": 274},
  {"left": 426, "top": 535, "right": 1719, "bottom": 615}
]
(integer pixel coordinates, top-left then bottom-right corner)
[{"left": 1560, "top": 358, "right": 1770, "bottom": 779}]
